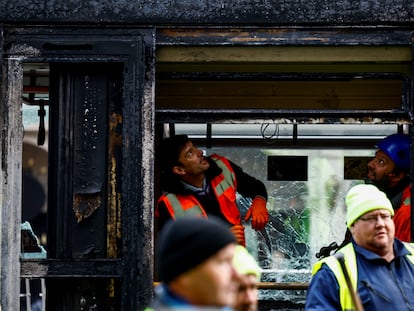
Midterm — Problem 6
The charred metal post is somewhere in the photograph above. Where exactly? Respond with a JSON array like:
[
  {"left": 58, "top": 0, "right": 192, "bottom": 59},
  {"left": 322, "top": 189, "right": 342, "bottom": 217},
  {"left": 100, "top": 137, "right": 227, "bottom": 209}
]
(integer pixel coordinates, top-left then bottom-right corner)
[{"left": 0, "top": 44, "right": 24, "bottom": 311}]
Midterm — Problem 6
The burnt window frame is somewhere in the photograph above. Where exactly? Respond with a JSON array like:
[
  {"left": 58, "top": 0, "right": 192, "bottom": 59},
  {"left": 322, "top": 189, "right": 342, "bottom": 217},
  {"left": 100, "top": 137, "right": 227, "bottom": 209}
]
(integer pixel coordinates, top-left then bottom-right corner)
[{"left": 3, "top": 28, "right": 155, "bottom": 311}]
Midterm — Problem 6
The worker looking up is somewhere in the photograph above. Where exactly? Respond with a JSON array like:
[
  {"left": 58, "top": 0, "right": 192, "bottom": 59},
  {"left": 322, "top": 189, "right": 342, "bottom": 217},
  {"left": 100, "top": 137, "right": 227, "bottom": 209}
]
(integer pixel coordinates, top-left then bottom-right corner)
[
  {"left": 156, "top": 134, "right": 269, "bottom": 246},
  {"left": 315, "top": 133, "right": 412, "bottom": 259},
  {"left": 305, "top": 184, "right": 414, "bottom": 311},
  {"left": 366, "top": 133, "right": 411, "bottom": 241}
]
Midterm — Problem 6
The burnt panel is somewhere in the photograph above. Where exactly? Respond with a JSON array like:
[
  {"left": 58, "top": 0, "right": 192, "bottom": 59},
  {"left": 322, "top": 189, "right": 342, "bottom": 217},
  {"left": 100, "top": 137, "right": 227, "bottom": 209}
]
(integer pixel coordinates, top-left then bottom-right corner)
[
  {"left": 49, "top": 62, "right": 123, "bottom": 260},
  {"left": 73, "top": 69, "right": 108, "bottom": 195}
]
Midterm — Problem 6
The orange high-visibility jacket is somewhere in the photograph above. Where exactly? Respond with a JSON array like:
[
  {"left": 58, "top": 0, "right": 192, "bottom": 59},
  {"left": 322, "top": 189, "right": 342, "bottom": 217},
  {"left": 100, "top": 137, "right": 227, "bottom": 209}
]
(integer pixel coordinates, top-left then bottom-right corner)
[
  {"left": 157, "top": 154, "right": 241, "bottom": 225},
  {"left": 394, "top": 184, "right": 411, "bottom": 242}
]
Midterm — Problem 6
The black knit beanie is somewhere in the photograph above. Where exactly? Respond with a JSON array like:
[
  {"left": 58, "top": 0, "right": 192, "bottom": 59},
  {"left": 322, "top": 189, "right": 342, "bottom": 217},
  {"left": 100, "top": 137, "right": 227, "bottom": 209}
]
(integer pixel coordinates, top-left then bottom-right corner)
[{"left": 156, "top": 216, "right": 237, "bottom": 283}]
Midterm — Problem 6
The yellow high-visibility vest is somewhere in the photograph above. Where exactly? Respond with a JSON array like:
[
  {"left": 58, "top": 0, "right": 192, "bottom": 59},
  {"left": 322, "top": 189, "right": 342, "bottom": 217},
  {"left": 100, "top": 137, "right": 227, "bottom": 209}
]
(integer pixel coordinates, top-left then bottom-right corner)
[{"left": 311, "top": 242, "right": 414, "bottom": 311}]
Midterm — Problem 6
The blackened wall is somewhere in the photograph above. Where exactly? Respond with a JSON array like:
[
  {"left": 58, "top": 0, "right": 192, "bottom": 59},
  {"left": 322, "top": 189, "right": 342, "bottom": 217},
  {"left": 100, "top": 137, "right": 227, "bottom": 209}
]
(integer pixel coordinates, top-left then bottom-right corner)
[{"left": 0, "top": 0, "right": 413, "bottom": 25}]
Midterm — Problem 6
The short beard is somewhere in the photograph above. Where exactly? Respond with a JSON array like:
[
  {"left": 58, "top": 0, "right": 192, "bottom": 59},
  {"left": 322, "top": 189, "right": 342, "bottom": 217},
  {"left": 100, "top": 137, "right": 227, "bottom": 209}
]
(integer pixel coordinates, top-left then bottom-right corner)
[{"left": 370, "top": 175, "right": 392, "bottom": 191}]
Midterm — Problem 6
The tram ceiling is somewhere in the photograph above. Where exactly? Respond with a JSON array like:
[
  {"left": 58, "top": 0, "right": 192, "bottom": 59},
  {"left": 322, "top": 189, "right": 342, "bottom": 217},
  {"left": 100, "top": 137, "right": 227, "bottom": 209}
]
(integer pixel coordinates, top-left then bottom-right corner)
[
  {"left": 22, "top": 43, "right": 413, "bottom": 124},
  {"left": 155, "top": 44, "right": 412, "bottom": 123},
  {"left": 155, "top": 72, "right": 410, "bottom": 124}
]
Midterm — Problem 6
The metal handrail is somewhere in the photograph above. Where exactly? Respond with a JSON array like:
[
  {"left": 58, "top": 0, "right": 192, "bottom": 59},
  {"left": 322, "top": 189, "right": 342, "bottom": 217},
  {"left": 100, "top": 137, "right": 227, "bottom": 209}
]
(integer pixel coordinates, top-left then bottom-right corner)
[
  {"left": 258, "top": 282, "right": 308, "bottom": 290},
  {"left": 153, "top": 281, "right": 309, "bottom": 290}
]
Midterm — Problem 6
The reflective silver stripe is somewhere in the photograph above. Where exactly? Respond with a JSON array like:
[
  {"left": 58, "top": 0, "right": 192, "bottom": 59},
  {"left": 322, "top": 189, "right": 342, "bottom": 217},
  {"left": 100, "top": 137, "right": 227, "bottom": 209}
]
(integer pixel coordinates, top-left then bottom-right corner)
[
  {"left": 403, "top": 242, "right": 414, "bottom": 265},
  {"left": 165, "top": 193, "right": 204, "bottom": 218},
  {"left": 212, "top": 157, "right": 236, "bottom": 196}
]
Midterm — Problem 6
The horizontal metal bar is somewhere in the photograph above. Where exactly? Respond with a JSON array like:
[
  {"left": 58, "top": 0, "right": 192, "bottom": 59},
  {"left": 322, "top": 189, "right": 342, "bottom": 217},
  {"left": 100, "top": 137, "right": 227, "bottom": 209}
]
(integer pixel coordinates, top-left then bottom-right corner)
[
  {"left": 156, "top": 109, "right": 411, "bottom": 123},
  {"left": 152, "top": 281, "right": 308, "bottom": 290},
  {"left": 158, "top": 72, "right": 408, "bottom": 80},
  {"left": 20, "top": 259, "right": 122, "bottom": 278},
  {"left": 258, "top": 282, "right": 308, "bottom": 290}
]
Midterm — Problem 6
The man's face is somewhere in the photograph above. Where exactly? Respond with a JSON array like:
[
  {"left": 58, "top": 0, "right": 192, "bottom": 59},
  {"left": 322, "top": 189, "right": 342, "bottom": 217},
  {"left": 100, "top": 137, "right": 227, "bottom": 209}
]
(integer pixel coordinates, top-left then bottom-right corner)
[
  {"left": 183, "top": 243, "right": 239, "bottom": 307},
  {"left": 350, "top": 209, "right": 395, "bottom": 257},
  {"left": 234, "top": 274, "right": 258, "bottom": 311},
  {"left": 175, "top": 141, "right": 210, "bottom": 176},
  {"left": 366, "top": 150, "right": 396, "bottom": 189}
]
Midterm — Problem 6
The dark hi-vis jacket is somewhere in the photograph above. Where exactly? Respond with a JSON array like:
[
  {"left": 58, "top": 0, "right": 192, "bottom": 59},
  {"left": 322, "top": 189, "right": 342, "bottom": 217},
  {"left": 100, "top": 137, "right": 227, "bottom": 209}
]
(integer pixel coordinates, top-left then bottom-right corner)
[
  {"left": 157, "top": 154, "right": 242, "bottom": 225},
  {"left": 305, "top": 239, "right": 414, "bottom": 311}
]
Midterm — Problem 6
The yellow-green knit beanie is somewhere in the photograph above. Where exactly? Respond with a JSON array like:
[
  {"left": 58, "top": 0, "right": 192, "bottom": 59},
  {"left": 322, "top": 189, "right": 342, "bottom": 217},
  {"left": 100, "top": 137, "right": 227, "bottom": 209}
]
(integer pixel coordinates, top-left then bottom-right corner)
[
  {"left": 233, "top": 245, "right": 261, "bottom": 281},
  {"left": 346, "top": 184, "right": 394, "bottom": 228}
]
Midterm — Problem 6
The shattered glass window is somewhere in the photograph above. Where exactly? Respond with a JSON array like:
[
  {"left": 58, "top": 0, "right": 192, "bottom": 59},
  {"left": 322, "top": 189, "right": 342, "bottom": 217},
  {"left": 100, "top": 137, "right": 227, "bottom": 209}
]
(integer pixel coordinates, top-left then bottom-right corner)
[{"left": 205, "top": 146, "right": 374, "bottom": 304}]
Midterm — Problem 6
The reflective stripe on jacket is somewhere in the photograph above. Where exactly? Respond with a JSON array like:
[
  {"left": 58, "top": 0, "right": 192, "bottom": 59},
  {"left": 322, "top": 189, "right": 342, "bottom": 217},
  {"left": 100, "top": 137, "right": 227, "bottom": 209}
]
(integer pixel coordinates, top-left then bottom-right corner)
[
  {"left": 157, "top": 154, "right": 241, "bottom": 225},
  {"left": 311, "top": 242, "right": 414, "bottom": 311}
]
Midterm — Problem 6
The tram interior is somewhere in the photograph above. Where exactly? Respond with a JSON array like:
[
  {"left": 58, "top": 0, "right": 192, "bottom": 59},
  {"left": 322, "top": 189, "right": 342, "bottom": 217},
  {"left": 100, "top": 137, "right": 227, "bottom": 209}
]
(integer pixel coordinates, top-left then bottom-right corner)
[{"left": 20, "top": 47, "right": 410, "bottom": 309}]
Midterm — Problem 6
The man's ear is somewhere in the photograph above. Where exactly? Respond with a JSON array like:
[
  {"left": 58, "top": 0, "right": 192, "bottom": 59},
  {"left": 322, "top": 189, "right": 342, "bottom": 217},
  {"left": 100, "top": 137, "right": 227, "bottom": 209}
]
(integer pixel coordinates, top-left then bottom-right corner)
[
  {"left": 349, "top": 224, "right": 356, "bottom": 236},
  {"left": 173, "top": 165, "right": 186, "bottom": 176},
  {"left": 389, "top": 171, "right": 406, "bottom": 183}
]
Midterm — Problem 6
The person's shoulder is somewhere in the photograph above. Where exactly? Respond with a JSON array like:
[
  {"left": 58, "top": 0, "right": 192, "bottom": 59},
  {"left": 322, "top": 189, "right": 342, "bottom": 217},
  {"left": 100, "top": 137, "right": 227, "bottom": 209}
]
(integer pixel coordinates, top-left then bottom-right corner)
[
  {"left": 209, "top": 154, "right": 236, "bottom": 168},
  {"left": 206, "top": 155, "right": 222, "bottom": 169},
  {"left": 309, "top": 260, "right": 339, "bottom": 293},
  {"left": 399, "top": 240, "right": 414, "bottom": 254},
  {"left": 209, "top": 153, "right": 224, "bottom": 161}
]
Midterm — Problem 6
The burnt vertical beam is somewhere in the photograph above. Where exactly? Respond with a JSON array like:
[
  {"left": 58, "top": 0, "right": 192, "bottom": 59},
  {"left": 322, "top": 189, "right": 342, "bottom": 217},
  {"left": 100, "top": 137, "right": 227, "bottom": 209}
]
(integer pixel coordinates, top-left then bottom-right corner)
[
  {"left": 121, "top": 32, "right": 155, "bottom": 311},
  {"left": 0, "top": 37, "right": 24, "bottom": 310},
  {"left": 141, "top": 30, "right": 157, "bottom": 307},
  {"left": 48, "top": 65, "right": 75, "bottom": 259}
]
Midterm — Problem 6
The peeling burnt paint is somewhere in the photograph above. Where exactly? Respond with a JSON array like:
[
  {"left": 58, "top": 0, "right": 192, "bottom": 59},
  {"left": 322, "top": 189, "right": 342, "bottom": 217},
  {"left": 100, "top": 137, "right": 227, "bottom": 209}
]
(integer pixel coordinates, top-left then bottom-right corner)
[
  {"left": 5, "top": 43, "right": 41, "bottom": 57},
  {"left": 73, "top": 192, "right": 101, "bottom": 223},
  {"left": 156, "top": 28, "right": 414, "bottom": 46},
  {"left": 107, "top": 112, "right": 122, "bottom": 258},
  {"left": 20, "top": 261, "right": 48, "bottom": 277},
  {"left": 73, "top": 72, "right": 107, "bottom": 195}
]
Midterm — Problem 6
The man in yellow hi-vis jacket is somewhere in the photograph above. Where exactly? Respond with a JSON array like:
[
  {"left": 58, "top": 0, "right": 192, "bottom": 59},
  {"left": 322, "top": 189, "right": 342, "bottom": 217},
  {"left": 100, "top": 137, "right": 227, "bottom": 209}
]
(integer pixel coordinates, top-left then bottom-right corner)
[{"left": 305, "top": 184, "right": 414, "bottom": 311}]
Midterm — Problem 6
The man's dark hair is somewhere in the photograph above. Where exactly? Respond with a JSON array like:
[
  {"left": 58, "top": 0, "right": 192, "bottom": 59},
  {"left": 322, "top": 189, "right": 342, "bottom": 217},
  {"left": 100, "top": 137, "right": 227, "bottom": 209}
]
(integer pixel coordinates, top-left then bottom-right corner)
[{"left": 157, "top": 134, "right": 190, "bottom": 173}]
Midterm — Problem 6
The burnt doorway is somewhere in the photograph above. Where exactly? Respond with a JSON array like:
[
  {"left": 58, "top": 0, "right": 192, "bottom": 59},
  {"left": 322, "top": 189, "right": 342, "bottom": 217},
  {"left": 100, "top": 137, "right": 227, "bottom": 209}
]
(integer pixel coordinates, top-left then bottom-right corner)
[{"left": 3, "top": 29, "right": 155, "bottom": 311}]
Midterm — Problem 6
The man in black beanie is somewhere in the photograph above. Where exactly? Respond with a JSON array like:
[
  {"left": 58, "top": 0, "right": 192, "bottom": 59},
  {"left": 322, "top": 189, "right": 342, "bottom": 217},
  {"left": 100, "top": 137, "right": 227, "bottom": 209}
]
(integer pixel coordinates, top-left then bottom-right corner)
[{"left": 146, "top": 216, "right": 240, "bottom": 310}]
